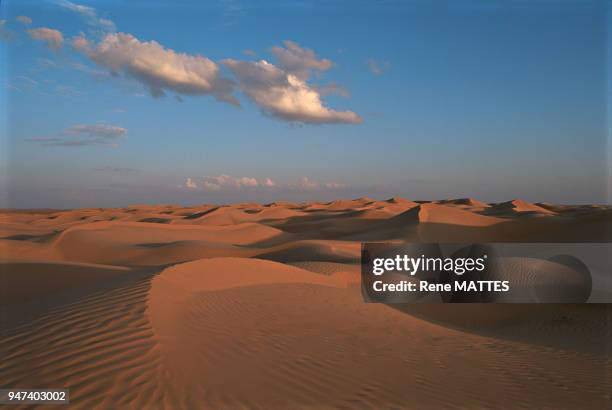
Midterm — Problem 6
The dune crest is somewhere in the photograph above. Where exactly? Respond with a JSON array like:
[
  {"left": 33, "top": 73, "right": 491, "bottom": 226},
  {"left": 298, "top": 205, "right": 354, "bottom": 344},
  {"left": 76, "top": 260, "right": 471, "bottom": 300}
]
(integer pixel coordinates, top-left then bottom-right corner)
[
  {"left": 437, "top": 197, "right": 490, "bottom": 208},
  {"left": 391, "top": 203, "right": 502, "bottom": 227},
  {"left": 490, "top": 199, "right": 556, "bottom": 215}
]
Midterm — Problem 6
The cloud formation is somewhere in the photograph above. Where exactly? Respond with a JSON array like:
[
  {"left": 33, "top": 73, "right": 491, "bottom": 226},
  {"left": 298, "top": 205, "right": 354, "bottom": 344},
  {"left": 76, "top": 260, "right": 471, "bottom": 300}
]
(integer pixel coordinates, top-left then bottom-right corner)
[
  {"left": 27, "top": 123, "right": 127, "bottom": 147},
  {"left": 31, "top": 1, "right": 360, "bottom": 125},
  {"left": 74, "top": 33, "right": 237, "bottom": 103},
  {"left": 298, "top": 177, "right": 345, "bottom": 190},
  {"left": 199, "top": 175, "right": 260, "bottom": 191},
  {"left": 224, "top": 59, "right": 361, "bottom": 124},
  {"left": 263, "top": 178, "right": 276, "bottom": 187},
  {"left": 270, "top": 40, "right": 332, "bottom": 80},
  {"left": 16, "top": 16, "right": 32, "bottom": 25},
  {"left": 185, "top": 177, "right": 198, "bottom": 189},
  {"left": 56, "top": 0, "right": 115, "bottom": 32},
  {"left": 183, "top": 175, "right": 346, "bottom": 192},
  {"left": 222, "top": 40, "right": 360, "bottom": 124},
  {"left": 28, "top": 27, "right": 64, "bottom": 50}
]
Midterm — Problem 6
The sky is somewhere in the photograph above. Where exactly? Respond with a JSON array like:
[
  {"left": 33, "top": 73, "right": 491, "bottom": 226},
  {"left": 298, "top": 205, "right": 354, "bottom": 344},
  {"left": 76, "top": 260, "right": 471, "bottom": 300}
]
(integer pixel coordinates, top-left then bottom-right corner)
[{"left": 0, "top": 0, "right": 608, "bottom": 208}]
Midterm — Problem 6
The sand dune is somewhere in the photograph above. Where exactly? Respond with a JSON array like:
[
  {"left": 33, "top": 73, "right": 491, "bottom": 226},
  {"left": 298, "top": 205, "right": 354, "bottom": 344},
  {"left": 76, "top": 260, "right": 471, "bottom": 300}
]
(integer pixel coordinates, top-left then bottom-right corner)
[
  {"left": 487, "top": 199, "right": 556, "bottom": 216},
  {"left": 336, "top": 204, "right": 507, "bottom": 242},
  {"left": 393, "top": 203, "right": 503, "bottom": 226},
  {"left": 0, "top": 260, "right": 130, "bottom": 306},
  {"left": 174, "top": 206, "right": 258, "bottom": 225},
  {"left": 1, "top": 198, "right": 610, "bottom": 408},
  {"left": 436, "top": 197, "right": 491, "bottom": 208},
  {"left": 51, "top": 221, "right": 284, "bottom": 265},
  {"left": 386, "top": 196, "right": 418, "bottom": 206},
  {"left": 0, "top": 269, "right": 165, "bottom": 409},
  {"left": 322, "top": 197, "right": 376, "bottom": 211},
  {"left": 288, "top": 260, "right": 361, "bottom": 276},
  {"left": 254, "top": 239, "right": 361, "bottom": 263}
]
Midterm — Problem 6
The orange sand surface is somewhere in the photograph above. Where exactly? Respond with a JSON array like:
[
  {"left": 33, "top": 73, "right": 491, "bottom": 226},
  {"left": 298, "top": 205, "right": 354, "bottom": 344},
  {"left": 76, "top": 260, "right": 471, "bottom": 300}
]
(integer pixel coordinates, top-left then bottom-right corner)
[{"left": 1, "top": 198, "right": 611, "bottom": 409}]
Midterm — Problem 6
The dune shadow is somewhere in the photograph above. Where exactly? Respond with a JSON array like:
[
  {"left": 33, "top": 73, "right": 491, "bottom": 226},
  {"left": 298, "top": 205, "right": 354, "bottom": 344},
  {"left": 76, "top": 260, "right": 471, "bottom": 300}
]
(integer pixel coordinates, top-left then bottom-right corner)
[
  {"left": 0, "top": 264, "right": 166, "bottom": 331},
  {"left": 388, "top": 303, "right": 611, "bottom": 356},
  {"left": 2, "top": 230, "right": 62, "bottom": 243},
  {"left": 182, "top": 207, "right": 220, "bottom": 220},
  {"left": 138, "top": 217, "right": 172, "bottom": 224}
]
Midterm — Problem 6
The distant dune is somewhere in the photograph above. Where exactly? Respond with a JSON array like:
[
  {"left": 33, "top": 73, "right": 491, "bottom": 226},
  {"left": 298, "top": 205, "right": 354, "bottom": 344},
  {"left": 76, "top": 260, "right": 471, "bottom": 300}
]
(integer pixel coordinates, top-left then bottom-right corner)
[{"left": 1, "top": 198, "right": 611, "bottom": 408}]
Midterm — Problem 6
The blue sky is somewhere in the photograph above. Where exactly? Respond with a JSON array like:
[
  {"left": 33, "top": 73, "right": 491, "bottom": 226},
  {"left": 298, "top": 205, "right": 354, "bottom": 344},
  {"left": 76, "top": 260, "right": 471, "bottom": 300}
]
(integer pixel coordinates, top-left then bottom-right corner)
[{"left": 0, "top": 0, "right": 608, "bottom": 207}]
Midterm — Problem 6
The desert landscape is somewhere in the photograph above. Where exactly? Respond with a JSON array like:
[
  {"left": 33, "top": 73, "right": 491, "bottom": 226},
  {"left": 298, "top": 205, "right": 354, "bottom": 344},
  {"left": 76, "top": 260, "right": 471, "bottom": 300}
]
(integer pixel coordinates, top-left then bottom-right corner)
[
  {"left": 1, "top": 197, "right": 611, "bottom": 409},
  {"left": 2, "top": 0, "right": 608, "bottom": 407}
]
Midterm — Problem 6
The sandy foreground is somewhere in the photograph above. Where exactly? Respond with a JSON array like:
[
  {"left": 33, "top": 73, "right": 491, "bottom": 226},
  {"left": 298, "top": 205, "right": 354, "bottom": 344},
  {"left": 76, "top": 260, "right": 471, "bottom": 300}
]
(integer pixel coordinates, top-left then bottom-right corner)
[{"left": 1, "top": 198, "right": 611, "bottom": 409}]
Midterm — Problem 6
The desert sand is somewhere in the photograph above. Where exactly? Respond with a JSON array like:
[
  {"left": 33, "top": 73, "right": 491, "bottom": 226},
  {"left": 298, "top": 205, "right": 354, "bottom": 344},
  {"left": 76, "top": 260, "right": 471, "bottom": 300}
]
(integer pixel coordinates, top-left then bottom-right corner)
[{"left": 1, "top": 198, "right": 611, "bottom": 409}]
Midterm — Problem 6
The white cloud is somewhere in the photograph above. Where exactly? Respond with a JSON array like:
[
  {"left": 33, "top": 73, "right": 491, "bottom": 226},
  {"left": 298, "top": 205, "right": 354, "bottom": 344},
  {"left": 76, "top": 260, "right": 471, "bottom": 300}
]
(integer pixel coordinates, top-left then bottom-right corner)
[
  {"left": 297, "top": 177, "right": 346, "bottom": 190},
  {"left": 74, "top": 33, "right": 237, "bottom": 103},
  {"left": 16, "top": 16, "right": 32, "bottom": 25},
  {"left": 200, "top": 174, "right": 259, "bottom": 191},
  {"left": 72, "top": 35, "right": 89, "bottom": 50},
  {"left": 26, "top": 123, "right": 127, "bottom": 147},
  {"left": 223, "top": 59, "right": 361, "bottom": 124},
  {"left": 185, "top": 177, "right": 197, "bottom": 189},
  {"left": 270, "top": 40, "right": 332, "bottom": 80},
  {"left": 236, "top": 177, "right": 259, "bottom": 187},
  {"left": 202, "top": 181, "right": 222, "bottom": 191},
  {"left": 98, "top": 18, "right": 115, "bottom": 32},
  {"left": 367, "top": 59, "right": 390, "bottom": 76},
  {"left": 182, "top": 175, "right": 346, "bottom": 192},
  {"left": 57, "top": 0, "right": 96, "bottom": 18},
  {"left": 263, "top": 178, "right": 276, "bottom": 187},
  {"left": 28, "top": 27, "right": 64, "bottom": 50},
  {"left": 223, "top": 40, "right": 360, "bottom": 124},
  {"left": 299, "top": 177, "right": 320, "bottom": 190},
  {"left": 181, "top": 175, "right": 268, "bottom": 191},
  {"left": 65, "top": 26, "right": 360, "bottom": 125},
  {"left": 56, "top": 0, "right": 115, "bottom": 32}
]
